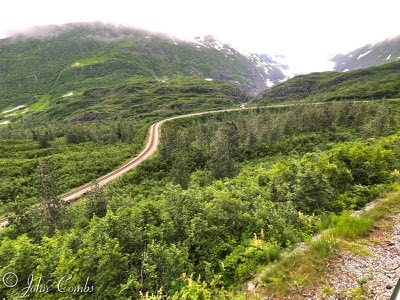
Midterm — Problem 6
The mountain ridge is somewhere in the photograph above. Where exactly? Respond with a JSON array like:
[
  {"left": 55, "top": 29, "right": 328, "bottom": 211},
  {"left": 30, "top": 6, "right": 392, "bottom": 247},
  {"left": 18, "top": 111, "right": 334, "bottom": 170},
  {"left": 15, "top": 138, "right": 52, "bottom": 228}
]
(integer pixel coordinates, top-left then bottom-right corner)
[
  {"left": 255, "top": 61, "right": 400, "bottom": 104},
  {"left": 0, "top": 22, "right": 287, "bottom": 112},
  {"left": 332, "top": 35, "right": 400, "bottom": 71}
]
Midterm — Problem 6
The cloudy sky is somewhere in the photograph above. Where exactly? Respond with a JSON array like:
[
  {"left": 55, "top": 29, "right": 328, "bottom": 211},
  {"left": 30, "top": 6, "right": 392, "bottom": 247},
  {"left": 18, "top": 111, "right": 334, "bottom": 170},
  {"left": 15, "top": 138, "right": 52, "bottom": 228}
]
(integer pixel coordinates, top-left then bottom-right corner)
[{"left": 1, "top": 0, "right": 399, "bottom": 73}]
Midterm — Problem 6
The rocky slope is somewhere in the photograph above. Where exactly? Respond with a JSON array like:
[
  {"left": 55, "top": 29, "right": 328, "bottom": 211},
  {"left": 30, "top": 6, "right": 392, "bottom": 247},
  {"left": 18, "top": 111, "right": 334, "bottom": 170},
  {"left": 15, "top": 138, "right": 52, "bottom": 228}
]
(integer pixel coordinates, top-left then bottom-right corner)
[{"left": 332, "top": 35, "right": 400, "bottom": 72}]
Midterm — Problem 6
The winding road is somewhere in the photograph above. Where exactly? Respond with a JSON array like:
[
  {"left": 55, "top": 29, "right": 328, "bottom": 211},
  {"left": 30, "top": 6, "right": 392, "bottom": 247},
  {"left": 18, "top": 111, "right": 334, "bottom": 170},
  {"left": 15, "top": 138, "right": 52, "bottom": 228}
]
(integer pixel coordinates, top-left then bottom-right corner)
[
  {"left": 62, "top": 105, "right": 269, "bottom": 202},
  {"left": 0, "top": 101, "right": 366, "bottom": 227}
]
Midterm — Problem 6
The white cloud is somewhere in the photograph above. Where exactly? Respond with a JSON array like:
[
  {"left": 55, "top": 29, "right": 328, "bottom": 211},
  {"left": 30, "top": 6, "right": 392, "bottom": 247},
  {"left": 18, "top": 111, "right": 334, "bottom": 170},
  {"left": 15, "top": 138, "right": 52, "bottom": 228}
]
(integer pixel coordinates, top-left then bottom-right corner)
[{"left": 1, "top": 0, "right": 399, "bottom": 73}]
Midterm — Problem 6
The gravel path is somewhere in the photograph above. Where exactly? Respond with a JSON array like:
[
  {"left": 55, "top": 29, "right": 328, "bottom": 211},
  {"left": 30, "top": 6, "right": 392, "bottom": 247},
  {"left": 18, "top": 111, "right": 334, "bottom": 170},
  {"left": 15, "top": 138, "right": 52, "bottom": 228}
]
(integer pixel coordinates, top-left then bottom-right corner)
[{"left": 314, "top": 214, "right": 400, "bottom": 299}]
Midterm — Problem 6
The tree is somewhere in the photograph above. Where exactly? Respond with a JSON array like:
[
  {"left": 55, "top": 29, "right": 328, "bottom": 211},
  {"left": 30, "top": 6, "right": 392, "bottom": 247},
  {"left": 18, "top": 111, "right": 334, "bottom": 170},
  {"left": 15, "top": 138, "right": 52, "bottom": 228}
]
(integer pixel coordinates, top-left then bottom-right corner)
[
  {"left": 36, "top": 157, "right": 65, "bottom": 232},
  {"left": 37, "top": 130, "right": 50, "bottom": 148},
  {"left": 208, "top": 121, "right": 240, "bottom": 179},
  {"left": 86, "top": 182, "right": 108, "bottom": 218}
]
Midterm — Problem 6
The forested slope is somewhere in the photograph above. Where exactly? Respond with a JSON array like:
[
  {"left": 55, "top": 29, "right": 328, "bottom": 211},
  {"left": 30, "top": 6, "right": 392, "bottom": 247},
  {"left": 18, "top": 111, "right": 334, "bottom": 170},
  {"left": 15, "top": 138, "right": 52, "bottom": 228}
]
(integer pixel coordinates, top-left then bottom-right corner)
[
  {"left": 1, "top": 100, "right": 399, "bottom": 299},
  {"left": 256, "top": 61, "right": 400, "bottom": 104}
]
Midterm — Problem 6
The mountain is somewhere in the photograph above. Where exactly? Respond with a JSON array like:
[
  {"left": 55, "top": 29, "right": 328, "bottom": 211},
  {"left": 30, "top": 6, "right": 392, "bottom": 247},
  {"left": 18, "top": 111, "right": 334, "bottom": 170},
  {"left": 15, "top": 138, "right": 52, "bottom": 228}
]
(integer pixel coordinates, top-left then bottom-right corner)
[
  {"left": 332, "top": 35, "right": 400, "bottom": 71},
  {"left": 245, "top": 53, "right": 289, "bottom": 87},
  {"left": 255, "top": 61, "right": 400, "bottom": 104},
  {"left": 192, "top": 36, "right": 288, "bottom": 87},
  {"left": 0, "top": 22, "right": 287, "bottom": 115}
]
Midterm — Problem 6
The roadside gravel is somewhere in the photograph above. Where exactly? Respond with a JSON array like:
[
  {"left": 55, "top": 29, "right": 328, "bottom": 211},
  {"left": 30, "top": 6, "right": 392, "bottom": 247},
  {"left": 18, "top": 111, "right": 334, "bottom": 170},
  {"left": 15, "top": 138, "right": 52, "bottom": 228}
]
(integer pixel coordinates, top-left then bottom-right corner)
[{"left": 314, "top": 214, "right": 400, "bottom": 299}]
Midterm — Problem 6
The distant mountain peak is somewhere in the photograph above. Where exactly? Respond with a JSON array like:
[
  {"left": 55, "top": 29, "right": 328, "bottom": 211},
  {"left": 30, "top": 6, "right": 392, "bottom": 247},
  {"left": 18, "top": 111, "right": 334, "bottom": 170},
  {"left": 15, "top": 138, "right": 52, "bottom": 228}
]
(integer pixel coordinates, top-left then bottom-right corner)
[{"left": 332, "top": 35, "right": 400, "bottom": 72}]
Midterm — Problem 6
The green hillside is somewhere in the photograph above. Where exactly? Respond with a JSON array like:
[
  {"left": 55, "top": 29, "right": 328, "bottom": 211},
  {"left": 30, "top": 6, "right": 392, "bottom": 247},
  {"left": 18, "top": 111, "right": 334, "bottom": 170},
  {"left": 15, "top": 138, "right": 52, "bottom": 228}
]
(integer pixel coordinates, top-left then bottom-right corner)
[
  {"left": 2, "top": 22, "right": 400, "bottom": 300},
  {"left": 0, "top": 22, "right": 270, "bottom": 113},
  {"left": 1, "top": 100, "right": 399, "bottom": 299},
  {"left": 255, "top": 61, "right": 400, "bottom": 104}
]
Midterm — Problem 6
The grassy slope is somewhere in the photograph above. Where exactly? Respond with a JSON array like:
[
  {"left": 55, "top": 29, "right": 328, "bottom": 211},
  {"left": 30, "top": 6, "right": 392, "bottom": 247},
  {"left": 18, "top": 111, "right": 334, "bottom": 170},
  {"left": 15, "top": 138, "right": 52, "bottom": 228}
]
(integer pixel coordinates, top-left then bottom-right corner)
[
  {"left": 0, "top": 22, "right": 262, "bottom": 112},
  {"left": 246, "top": 183, "right": 400, "bottom": 299},
  {"left": 255, "top": 61, "right": 400, "bottom": 104},
  {"left": 33, "top": 76, "right": 249, "bottom": 123}
]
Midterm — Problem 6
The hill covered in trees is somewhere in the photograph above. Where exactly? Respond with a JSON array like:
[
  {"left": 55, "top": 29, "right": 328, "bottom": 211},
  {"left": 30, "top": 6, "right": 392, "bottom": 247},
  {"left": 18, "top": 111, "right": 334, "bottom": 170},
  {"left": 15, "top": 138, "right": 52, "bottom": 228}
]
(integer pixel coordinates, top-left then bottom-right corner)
[
  {"left": 1, "top": 22, "right": 400, "bottom": 300},
  {"left": 255, "top": 61, "right": 400, "bottom": 104},
  {"left": 1, "top": 100, "right": 399, "bottom": 299},
  {"left": 0, "top": 22, "right": 285, "bottom": 114}
]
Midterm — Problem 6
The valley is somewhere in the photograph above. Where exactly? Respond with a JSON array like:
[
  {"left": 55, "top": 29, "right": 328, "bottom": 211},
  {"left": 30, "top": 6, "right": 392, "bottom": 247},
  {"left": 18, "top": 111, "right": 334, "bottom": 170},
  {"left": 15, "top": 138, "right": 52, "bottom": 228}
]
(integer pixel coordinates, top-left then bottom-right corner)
[{"left": 0, "top": 22, "right": 399, "bottom": 300}]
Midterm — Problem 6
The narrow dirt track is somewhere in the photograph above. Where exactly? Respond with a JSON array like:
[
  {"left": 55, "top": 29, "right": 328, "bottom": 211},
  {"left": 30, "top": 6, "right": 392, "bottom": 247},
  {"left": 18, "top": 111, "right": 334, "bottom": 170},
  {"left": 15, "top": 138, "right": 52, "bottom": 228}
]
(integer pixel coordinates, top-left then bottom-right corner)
[
  {"left": 0, "top": 101, "right": 367, "bottom": 228},
  {"left": 62, "top": 105, "right": 270, "bottom": 202}
]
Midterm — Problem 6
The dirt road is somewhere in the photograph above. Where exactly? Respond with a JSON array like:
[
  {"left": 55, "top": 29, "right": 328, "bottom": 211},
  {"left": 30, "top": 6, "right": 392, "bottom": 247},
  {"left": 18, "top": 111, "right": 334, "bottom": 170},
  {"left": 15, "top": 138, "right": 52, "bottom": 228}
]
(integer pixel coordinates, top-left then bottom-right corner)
[{"left": 0, "top": 101, "right": 366, "bottom": 228}]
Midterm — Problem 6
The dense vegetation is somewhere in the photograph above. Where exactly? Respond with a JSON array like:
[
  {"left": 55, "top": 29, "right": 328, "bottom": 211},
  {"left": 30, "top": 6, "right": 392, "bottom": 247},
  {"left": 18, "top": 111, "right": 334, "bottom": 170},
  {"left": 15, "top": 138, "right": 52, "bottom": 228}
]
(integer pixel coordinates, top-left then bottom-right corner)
[
  {"left": 0, "top": 22, "right": 272, "bottom": 113},
  {"left": 0, "top": 74, "right": 250, "bottom": 217},
  {"left": 0, "top": 119, "right": 147, "bottom": 216},
  {"left": 0, "top": 75, "right": 248, "bottom": 127},
  {"left": 256, "top": 61, "right": 400, "bottom": 103},
  {"left": 2, "top": 23, "right": 400, "bottom": 299},
  {"left": 1, "top": 101, "right": 399, "bottom": 299}
]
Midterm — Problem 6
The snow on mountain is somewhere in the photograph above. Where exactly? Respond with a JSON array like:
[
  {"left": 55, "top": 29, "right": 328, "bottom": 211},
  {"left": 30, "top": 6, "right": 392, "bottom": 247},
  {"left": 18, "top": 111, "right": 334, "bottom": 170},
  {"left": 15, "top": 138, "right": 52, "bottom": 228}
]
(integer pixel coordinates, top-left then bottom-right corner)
[
  {"left": 189, "top": 35, "right": 289, "bottom": 88},
  {"left": 332, "top": 35, "right": 400, "bottom": 72}
]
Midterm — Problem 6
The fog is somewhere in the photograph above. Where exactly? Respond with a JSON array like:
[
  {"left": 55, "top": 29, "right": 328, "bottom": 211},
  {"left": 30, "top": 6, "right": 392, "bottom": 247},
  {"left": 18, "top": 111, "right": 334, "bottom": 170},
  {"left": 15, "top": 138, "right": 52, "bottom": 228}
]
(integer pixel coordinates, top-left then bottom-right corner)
[{"left": 1, "top": 0, "right": 399, "bottom": 74}]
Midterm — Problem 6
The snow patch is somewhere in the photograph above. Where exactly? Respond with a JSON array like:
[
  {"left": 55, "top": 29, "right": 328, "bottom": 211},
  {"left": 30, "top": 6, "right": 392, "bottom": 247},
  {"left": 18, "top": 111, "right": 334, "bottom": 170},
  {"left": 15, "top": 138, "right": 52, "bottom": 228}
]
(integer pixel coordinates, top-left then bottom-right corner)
[
  {"left": 2, "top": 105, "right": 25, "bottom": 114},
  {"left": 213, "top": 40, "right": 225, "bottom": 51},
  {"left": 192, "top": 37, "right": 209, "bottom": 48},
  {"left": 62, "top": 92, "right": 74, "bottom": 98},
  {"left": 265, "top": 79, "right": 274, "bottom": 88},
  {"left": 205, "top": 78, "right": 214, "bottom": 81},
  {"left": 357, "top": 50, "right": 372, "bottom": 60},
  {"left": 387, "top": 54, "right": 392, "bottom": 60}
]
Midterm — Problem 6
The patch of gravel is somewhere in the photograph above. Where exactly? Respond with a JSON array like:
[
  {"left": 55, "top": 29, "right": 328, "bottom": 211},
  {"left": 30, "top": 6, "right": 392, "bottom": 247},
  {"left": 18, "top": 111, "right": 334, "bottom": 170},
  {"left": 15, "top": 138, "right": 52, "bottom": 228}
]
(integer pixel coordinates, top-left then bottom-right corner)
[{"left": 314, "top": 214, "right": 400, "bottom": 299}]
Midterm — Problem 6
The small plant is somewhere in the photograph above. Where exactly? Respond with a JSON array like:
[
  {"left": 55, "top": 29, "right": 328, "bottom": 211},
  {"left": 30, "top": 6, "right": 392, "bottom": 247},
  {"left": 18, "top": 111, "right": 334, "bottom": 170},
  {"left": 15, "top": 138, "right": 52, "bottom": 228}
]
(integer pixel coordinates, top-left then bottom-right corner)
[
  {"left": 346, "top": 278, "right": 369, "bottom": 299},
  {"left": 331, "top": 215, "right": 373, "bottom": 240},
  {"left": 323, "top": 286, "right": 335, "bottom": 296}
]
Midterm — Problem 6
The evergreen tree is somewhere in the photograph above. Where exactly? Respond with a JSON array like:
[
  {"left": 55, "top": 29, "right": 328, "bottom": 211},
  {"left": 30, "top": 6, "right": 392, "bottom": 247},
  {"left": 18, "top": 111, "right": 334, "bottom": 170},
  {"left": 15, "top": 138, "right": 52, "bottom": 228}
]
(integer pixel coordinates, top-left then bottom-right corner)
[
  {"left": 208, "top": 121, "right": 240, "bottom": 179},
  {"left": 36, "top": 157, "right": 65, "bottom": 232},
  {"left": 86, "top": 182, "right": 108, "bottom": 218}
]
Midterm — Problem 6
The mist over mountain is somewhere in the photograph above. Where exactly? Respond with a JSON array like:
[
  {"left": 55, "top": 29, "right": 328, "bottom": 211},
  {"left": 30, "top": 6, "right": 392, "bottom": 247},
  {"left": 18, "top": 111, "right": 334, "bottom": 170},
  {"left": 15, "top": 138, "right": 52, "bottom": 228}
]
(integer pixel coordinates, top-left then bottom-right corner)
[
  {"left": 332, "top": 35, "right": 400, "bottom": 71},
  {"left": 0, "top": 22, "right": 289, "bottom": 111}
]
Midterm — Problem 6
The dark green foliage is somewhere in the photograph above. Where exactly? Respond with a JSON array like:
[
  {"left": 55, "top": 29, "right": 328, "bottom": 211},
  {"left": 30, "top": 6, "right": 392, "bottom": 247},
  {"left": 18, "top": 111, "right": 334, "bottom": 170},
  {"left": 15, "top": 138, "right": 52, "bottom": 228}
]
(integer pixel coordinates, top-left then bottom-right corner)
[
  {"left": 0, "top": 125, "right": 145, "bottom": 215},
  {"left": 208, "top": 121, "right": 240, "bottom": 179},
  {"left": 0, "top": 98, "right": 400, "bottom": 299},
  {"left": 36, "top": 157, "right": 64, "bottom": 230},
  {"left": 3, "top": 21, "right": 400, "bottom": 300},
  {"left": 86, "top": 183, "right": 108, "bottom": 218}
]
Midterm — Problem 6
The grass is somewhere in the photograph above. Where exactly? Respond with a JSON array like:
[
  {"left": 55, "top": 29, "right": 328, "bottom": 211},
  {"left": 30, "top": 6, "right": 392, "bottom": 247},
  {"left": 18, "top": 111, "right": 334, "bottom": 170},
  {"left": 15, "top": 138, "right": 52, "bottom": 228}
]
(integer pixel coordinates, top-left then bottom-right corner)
[
  {"left": 29, "top": 95, "right": 51, "bottom": 112},
  {"left": 330, "top": 215, "right": 373, "bottom": 240},
  {"left": 245, "top": 183, "right": 400, "bottom": 299},
  {"left": 0, "top": 136, "right": 145, "bottom": 215},
  {"left": 346, "top": 278, "right": 369, "bottom": 300},
  {"left": 70, "top": 55, "right": 107, "bottom": 67},
  {"left": 341, "top": 241, "right": 373, "bottom": 256}
]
